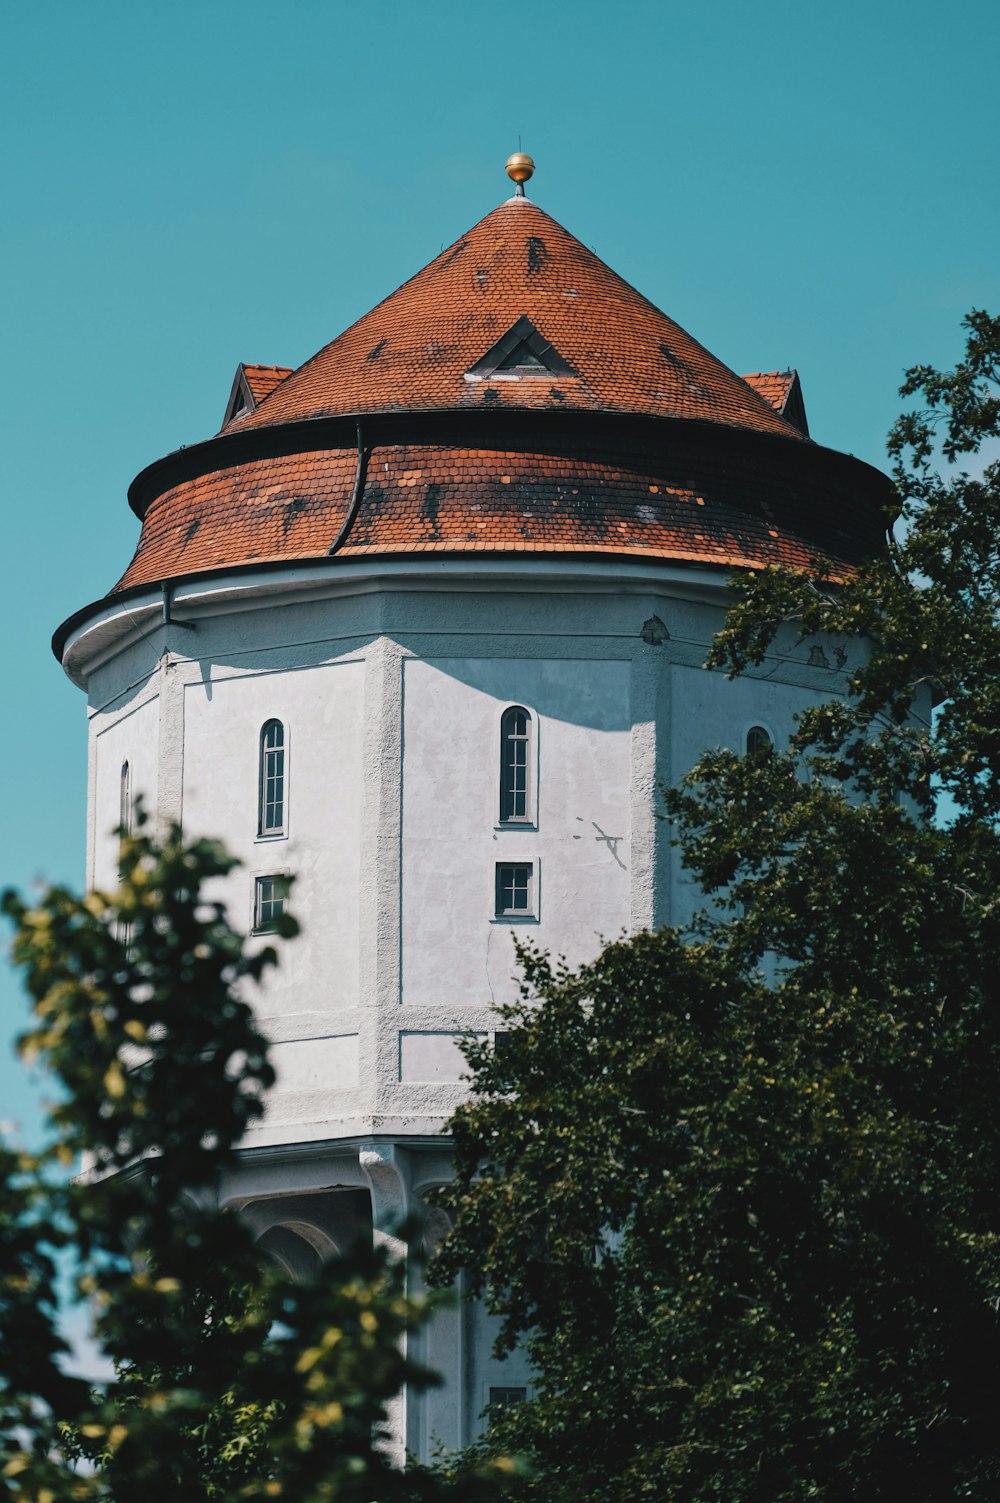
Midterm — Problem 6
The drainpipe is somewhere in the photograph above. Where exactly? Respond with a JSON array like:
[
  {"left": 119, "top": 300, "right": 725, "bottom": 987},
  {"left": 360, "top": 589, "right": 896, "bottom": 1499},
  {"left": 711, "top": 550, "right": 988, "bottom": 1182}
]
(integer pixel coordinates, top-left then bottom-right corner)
[
  {"left": 328, "top": 417, "right": 370, "bottom": 555},
  {"left": 161, "top": 581, "right": 196, "bottom": 630}
]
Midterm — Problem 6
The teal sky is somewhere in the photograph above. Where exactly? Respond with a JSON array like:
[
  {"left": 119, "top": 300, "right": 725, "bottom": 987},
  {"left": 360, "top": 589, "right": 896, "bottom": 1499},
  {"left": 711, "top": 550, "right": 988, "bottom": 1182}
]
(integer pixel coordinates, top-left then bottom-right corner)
[{"left": 2, "top": 0, "right": 998, "bottom": 1141}]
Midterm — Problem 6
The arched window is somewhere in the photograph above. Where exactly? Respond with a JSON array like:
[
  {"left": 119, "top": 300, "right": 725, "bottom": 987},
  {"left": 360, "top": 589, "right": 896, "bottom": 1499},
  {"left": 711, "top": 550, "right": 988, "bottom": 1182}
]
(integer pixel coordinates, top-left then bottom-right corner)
[
  {"left": 119, "top": 760, "right": 132, "bottom": 836},
  {"left": 499, "top": 706, "right": 533, "bottom": 824},
  {"left": 746, "top": 725, "right": 772, "bottom": 755},
  {"left": 258, "top": 720, "right": 286, "bottom": 836}
]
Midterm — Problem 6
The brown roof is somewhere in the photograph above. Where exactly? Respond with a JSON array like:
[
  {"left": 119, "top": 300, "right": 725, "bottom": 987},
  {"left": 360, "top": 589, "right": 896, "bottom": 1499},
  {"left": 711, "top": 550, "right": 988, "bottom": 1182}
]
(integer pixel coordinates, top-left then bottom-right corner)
[
  {"left": 234, "top": 197, "right": 805, "bottom": 441},
  {"left": 243, "top": 364, "right": 293, "bottom": 404},
  {"left": 743, "top": 371, "right": 794, "bottom": 411},
  {"left": 85, "top": 194, "right": 892, "bottom": 611},
  {"left": 742, "top": 370, "right": 809, "bottom": 436},
  {"left": 113, "top": 420, "right": 885, "bottom": 594},
  {"left": 221, "top": 363, "right": 294, "bottom": 430}
]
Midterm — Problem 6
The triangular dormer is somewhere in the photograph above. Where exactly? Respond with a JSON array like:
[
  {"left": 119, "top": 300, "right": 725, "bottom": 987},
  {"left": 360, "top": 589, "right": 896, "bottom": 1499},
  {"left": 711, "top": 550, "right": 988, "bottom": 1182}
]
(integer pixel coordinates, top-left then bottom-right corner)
[
  {"left": 779, "top": 372, "right": 809, "bottom": 437},
  {"left": 221, "top": 363, "right": 294, "bottom": 430},
  {"left": 221, "top": 366, "right": 254, "bottom": 429},
  {"left": 741, "top": 370, "right": 810, "bottom": 437},
  {"left": 465, "top": 316, "right": 577, "bottom": 381}
]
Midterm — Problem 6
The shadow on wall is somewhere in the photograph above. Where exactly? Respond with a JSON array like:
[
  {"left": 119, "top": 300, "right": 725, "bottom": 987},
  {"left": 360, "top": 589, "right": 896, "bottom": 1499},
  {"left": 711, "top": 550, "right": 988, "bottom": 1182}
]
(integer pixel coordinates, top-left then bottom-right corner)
[{"left": 91, "top": 579, "right": 656, "bottom": 733}]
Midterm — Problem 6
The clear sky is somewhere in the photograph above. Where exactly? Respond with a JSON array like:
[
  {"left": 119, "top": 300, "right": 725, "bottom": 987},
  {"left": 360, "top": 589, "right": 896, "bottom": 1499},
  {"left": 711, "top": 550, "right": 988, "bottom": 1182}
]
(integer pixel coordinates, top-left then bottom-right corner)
[{"left": 2, "top": 0, "right": 998, "bottom": 1141}]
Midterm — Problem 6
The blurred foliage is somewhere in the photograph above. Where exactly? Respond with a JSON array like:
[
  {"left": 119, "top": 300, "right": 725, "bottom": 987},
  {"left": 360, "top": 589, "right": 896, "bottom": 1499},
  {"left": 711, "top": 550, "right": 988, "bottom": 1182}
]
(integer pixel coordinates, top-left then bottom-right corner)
[
  {"left": 432, "top": 314, "right": 1000, "bottom": 1500},
  {"left": 0, "top": 816, "right": 512, "bottom": 1501}
]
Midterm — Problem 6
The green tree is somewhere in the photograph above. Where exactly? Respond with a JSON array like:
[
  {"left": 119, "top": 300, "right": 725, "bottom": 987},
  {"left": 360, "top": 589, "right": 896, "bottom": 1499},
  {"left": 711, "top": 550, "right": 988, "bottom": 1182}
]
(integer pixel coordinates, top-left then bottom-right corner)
[
  {"left": 433, "top": 313, "right": 1000, "bottom": 1500},
  {"left": 0, "top": 816, "right": 510, "bottom": 1502}
]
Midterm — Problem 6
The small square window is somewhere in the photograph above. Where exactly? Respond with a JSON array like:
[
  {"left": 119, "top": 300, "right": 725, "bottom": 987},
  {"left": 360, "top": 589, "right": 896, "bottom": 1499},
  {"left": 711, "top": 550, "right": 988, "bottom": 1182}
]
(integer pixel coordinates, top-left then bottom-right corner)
[
  {"left": 495, "top": 862, "right": 534, "bottom": 919},
  {"left": 254, "top": 874, "right": 289, "bottom": 933},
  {"left": 487, "top": 1386, "right": 527, "bottom": 1428}
]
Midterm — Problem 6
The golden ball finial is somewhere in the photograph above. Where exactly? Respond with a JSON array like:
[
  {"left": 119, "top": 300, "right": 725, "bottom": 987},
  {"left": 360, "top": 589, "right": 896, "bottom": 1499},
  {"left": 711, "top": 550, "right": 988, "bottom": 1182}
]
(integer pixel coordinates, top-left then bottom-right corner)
[{"left": 505, "top": 151, "right": 535, "bottom": 189}]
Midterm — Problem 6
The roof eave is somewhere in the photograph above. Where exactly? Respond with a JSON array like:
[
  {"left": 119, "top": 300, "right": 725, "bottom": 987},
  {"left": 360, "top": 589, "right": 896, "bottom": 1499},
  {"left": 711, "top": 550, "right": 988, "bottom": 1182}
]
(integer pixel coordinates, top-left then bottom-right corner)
[
  {"left": 126, "top": 404, "right": 835, "bottom": 521},
  {"left": 53, "top": 549, "right": 751, "bottom": 679}
]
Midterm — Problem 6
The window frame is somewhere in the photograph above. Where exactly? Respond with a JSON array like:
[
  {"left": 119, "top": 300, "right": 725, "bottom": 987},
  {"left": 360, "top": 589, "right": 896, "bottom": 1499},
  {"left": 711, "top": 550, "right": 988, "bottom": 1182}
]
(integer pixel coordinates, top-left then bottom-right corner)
[
  {"left": 493, "top": 859, "right": 539, "bottom": 923},
  {"left": 744, "top": 723, "right": 774, "bottom": 756},
  {"left": 251, "top": 871, "right": 291, "bottom": 935},
  {"left": 119, "top": 759, "right": 132, "bottom": 837},
  {"left": 496, "top": 703, "right": 538, "bottom": 829},
  {"left": 257, "top": 718, "right": 288, "bottom": 840},
  {"left": 482, "top": 1382, "right": 531, "bottom": 1431}
]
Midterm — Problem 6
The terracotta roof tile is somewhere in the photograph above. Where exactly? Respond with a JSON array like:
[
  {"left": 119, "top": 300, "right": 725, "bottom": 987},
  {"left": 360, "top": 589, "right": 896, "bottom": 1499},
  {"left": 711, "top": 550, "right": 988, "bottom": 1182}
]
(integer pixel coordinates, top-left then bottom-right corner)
[
  {"left": 742, "top": 370, "right": 809, "bottom": 436},
  {"left": 99, "top": 198, "right": 887, "bottom": 601},
  {"left": 243, "top": 364, "right": 293, "bottom": 403},
  {"left": 234, "top": 199, "right": 805, "bottom": 441},
  {"left": 743, "top": 371, "right": 795, "bottom": 411},
  {"left": 113, "top": 433, "right": 877, "bottom": 594},
  {"left": 220, "top": 363, "right": 295, "bottom": 430}
]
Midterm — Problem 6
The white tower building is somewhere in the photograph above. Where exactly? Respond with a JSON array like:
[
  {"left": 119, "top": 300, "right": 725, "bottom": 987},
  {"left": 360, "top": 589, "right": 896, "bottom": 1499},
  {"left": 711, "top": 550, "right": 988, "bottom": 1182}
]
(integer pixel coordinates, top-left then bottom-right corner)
[{"left": 54, "top": 158, "right": 891, "bottom": 1463}]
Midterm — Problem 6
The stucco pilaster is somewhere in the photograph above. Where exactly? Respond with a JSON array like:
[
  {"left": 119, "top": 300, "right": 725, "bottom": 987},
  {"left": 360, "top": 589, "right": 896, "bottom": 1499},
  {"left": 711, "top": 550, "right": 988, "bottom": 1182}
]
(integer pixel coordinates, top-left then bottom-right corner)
[
  {"left": 357, "top": 632, "right": 405, "bottom": 1116},
  {"left": 629, "top": 623, "right": 671, "bottom": 932},
  {"left": 155, "top": 647, "right": 186, "bottom": 840}
]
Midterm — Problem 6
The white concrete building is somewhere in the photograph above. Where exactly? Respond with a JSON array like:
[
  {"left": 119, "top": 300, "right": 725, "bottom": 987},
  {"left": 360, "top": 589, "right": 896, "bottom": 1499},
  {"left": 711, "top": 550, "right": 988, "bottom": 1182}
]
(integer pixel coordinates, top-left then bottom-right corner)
[{"left": 54, "top": 159, "right": 892, "bottom": 1463}]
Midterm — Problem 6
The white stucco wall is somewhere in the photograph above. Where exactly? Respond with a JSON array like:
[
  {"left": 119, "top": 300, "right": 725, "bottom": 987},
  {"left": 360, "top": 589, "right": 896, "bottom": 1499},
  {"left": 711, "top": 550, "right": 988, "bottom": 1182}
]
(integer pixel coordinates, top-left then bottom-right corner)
[
  {"left": 69, "top": 556, "right": 880, "bottom": 1465},
  {"left": 181, "top": 656, "right": 367, "bottom": 1131},
  {"left": 182, "top": 658, "right": 365, "bottom": 1012},
  {"left": 91, "top": 692, "right": 159, "bottom": 890},
  {"left": 400, "top": 655, "right": 631, "bottom": 1015},
  {"left": 77, "top": 564, "right": 879, "bottom": 1145}
]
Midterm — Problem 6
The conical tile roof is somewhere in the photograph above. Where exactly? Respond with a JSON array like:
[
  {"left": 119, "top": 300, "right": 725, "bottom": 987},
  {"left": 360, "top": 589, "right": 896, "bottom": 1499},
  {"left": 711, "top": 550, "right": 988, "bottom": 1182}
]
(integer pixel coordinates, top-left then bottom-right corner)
[
  {"left": 235, "top": 197, "right": 804, "bottom": 441},
  {"left": 58, "top": 186, "right": 893, "bottom": 624}
]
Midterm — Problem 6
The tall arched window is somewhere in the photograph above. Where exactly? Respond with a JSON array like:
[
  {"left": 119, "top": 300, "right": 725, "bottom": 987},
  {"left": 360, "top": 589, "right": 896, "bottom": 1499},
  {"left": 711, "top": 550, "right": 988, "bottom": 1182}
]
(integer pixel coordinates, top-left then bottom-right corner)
[
  {"left": 119, "top": 759, "right": 132, "bottom": 836},
  {"left": 499, "top": 706, "right": 533, "bottom": 824},
  {"left": 258, "top": 720, "right": 286, "bottom": 836},
  {"left": 746, "top": 725, "right": 772, "bottom": 755}
]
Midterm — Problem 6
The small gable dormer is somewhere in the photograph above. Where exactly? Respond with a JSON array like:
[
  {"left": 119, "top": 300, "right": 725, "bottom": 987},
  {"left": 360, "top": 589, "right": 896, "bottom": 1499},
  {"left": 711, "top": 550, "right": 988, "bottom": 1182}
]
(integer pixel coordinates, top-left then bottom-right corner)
[
  {"left": 778, "top": 372, "right": 809, "bottom": 437},
  {"left": 465, "top": 316, "right": 577, "bottom": 382},
  {"left": 221, "top": 363, "right": 294, "bottom": 430},
  {"left": 741, "top": 370, "right": 810, "bottom": 437}
]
